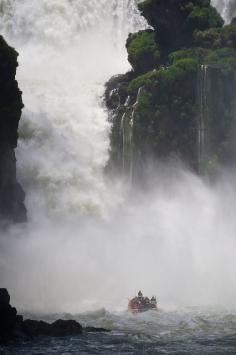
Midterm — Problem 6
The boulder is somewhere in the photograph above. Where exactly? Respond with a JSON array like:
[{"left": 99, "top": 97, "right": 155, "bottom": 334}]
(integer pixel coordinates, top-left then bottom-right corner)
[
  {"left": 0, "top": 289, "right": 112, "bottom": 345},
  {"left": 0, "top": 289, "right": 18, "bottom": 342},
  {"left": 49, "top": 319, "right": 82, "bottom": 337},
  {"left": 20, "top": 318, "right": 83, "bottom": 338}
]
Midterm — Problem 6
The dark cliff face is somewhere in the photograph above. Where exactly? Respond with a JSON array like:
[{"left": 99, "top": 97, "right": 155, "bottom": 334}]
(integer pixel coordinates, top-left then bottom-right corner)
[
  {"left": 105, "top": 0, "right": 236, "bottom": 175},
  {"left": 0, "top": 35, "right": 26, "bottom": 222},
  {"left": 0, "top": 288, "right": 83, "bottom": 344},
  {"left": 138, "top": 0, "right": 223, "bottom": 55}
]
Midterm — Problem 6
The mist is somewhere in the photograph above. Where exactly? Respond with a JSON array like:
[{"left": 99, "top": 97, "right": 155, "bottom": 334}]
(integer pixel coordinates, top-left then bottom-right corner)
[
  {"left": 1, "top": 164, "right": 236, "bottom": 313},
  {"left": 0, "top": 0, "right": 235, "bottom": 315}
]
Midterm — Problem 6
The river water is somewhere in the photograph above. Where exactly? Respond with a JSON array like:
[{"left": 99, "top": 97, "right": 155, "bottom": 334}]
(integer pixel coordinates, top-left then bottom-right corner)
[{"left": 1, "top": 308, "right": 236, "bottom": 354}]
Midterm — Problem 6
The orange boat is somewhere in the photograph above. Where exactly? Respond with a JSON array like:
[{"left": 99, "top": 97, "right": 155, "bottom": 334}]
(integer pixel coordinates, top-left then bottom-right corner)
[{"left": 128, "top": 291, "right": 158, "bottom": 314}]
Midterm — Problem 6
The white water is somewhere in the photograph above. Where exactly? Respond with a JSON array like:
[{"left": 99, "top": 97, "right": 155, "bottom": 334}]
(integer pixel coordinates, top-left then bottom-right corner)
[
  {"left": 0, "top": 0, "right": 146, "bottom": 219},
  {"left": 0, "top": 1, "right": 236, "bottom": 315},
  {"left": 212, "top": 0, "right": 236, "bottom": 22}
]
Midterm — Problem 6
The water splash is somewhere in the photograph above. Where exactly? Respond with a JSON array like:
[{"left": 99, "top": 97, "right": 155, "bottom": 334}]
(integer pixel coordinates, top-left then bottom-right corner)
[{"left": 0, "top": 0, "right": 146, "bottom": 219}]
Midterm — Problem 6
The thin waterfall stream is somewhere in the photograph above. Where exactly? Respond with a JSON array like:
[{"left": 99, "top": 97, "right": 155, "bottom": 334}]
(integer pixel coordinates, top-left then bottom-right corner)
[{"left": 198, "top": 65, "right": 209, "bottom": 174}]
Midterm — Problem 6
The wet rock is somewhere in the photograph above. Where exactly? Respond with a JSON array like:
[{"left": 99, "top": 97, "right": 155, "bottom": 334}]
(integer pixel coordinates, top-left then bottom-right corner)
[
  {"left": 85, "top": 327, "right": 111, "bottom": 333},
  {"left": 0, "top": 289, "right": 84, "bottom": 344},
  {"left": 0, "top": 289, "right": 18, "bottom": 343},
  {"left": 0, "top": 289, "right": 10, "bottom": 306},
  {"left": 0, "top": 289, "right": 114, "bottom": 345},
  {"left": 49, "top": 319, "right": 82, "bottom": 337},
  {"left": 22, "top": 320, "right": 51, "bottom": 337},
  {"left": 22, "top": 318, "right": 82, "bottom": 338},
  {"left": 0, "top": 35, "right": 26, "bottom": 223}
]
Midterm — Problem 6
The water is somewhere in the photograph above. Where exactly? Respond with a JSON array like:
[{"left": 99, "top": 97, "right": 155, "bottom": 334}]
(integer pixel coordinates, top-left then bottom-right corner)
[
  {"left": 0, "top": 309, "right": 236, "bottom": 354},
  {"left": 198, "top": 65, "right": 209, "bottom": 174},
  {"left": 0, "top": 0, "right": 146, "bottom": 220},
  {"left": 0, "top": 1, "right": 236, "bottom": 354},
  {"left": 212, "top": 0, "right": 236, "bottom": 23}
]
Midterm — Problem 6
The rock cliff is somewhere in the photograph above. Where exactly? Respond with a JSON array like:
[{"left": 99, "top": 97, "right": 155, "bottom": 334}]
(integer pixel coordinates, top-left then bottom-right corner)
[
  {"left": 0, "top": 35, "right": 26, "bottom": 222},
  {"left": 106, "top": 0, "right": 236, "bottom": 175}
]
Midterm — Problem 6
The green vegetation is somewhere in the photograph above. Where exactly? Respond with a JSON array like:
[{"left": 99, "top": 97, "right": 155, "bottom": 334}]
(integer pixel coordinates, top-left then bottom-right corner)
[
  {"left": 186, "top": 3, "right": 223, "bottom": 31},
  {"left": 128, "top": 58, "right": 198, "bottom": 94},
  {"left": 138, "top": 0, "right": 223, "bottom": 53},
  {"left": 106, "top": 0, "right": 236, "bottom": 172},
  {"left": 127, "top": 30, "right": 160, "bottom": 73}
]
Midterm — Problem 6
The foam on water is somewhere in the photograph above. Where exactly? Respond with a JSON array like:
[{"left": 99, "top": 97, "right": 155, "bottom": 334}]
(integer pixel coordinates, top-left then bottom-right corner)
[{"left": 2, "top": 309, "right": 236, "bottom": 354}]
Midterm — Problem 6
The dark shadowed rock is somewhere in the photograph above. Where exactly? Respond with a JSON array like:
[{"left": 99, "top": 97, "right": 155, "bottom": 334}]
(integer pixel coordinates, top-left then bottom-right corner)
[
  {"left": 0, "top": 289, "right": 113, "bottom": 345},
  {"left": 0, "top": 289, "right": 18, "bottom": 342},
  {"left": 85, "top": 327, "right": 111, "bottom": 333},
  {"left": 23, "top": 320, "right": 51, "bottom": 337},
  {"left": 0, "top": 35, "right": 26, "bottom": 223},
  {"left": 50, "top": 319, "right": 82, "bottom": 337},
  {"left": 21, "top": 318, "right": 82, "bottom": 338},
  {"left": 0, "top": 289, "right": 10, "bottom": 306}
]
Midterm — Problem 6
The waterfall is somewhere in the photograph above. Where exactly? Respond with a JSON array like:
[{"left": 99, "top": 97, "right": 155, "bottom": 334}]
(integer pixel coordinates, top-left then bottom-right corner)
[
  {"left": 0, "top": 0, "right": 232, "bottom": 216},
  {"left": 197, "top": 65, "right": 210, "bottom": 174},
  {"left": 0, "top": 0, "right": 146, "bottom": 220},
  {"left": 120, "top": 108, "right": 134, "bottom": 179},
  {"left": 0, "top": 0, "right": 236, "bottom": 315},
  {"left": 119, "top": 87, "right": 145, "bottom": 182},
  {"left": 212, "top": 0, "right": 236, "bottom": 23}
]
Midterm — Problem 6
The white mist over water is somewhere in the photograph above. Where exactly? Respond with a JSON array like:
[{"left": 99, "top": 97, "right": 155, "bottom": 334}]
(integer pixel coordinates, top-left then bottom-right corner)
[{"left": 0, "top": 0, "right": 235, "bottom": 314}]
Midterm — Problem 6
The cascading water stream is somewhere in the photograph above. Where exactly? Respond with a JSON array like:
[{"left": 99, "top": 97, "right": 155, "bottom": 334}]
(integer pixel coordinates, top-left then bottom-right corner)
[
  {"left": 212, "top": 0, "right": 236, "bottom": 22},
  {"left": 120, "top": 86, "right": 144, "bottom": 181},
  {"left": 0, "top": 0, "right": 231, "bottom": 219},
  {"left": 0, "top": 0, "right": 146, "bottom": 220},
  {"left": 198, "top": 65, "right": 209, "bottom": 174}
]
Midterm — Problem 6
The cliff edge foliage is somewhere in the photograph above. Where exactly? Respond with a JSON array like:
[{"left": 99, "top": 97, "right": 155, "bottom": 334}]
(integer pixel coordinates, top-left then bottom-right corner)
[
  {"left": 106, "top": 0, "right": 236, "bottom": 174},
  {"left": 0, "top": 35, "right": 26, "bottom": 222}
]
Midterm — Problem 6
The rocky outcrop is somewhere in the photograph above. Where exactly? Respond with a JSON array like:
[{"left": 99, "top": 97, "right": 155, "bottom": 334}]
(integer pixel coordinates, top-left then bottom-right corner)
[
  {"left": 106, "top": 1, "right": 236, "bottom": 175},
  {"left": 0, "top": 35, "right": 26, "bottom": 223},
  {"left": 22, "top": 319, "right": 83, "bottom": 338},
  {"left": 0, "top": 289, "right": 110, "bottom": 345},
  {"left": 138, "top": 0, "right": 223, "bottom": 55},
  {"left": 0, "top": 289, "right": 83, "bottom": 343},
  {"left": 0, "top": 288, "right": 20, "bottom": 343}
]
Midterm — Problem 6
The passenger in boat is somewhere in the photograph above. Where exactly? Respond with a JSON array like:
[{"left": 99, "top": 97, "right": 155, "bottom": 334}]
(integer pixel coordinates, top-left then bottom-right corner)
[
  {"left": 137, "top": 291, "right": 144, "bottom": 306},
  {"left": 138, "top": 290, "right": 143, "bottom": 298},
  {"left": 150, "top": 296, "right": 157, "bottom": 308}
]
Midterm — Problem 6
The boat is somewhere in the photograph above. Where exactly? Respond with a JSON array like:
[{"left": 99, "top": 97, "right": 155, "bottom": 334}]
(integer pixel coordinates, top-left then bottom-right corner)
[{"left": 128, "top": 291, "right": 158, "bottom": 314}]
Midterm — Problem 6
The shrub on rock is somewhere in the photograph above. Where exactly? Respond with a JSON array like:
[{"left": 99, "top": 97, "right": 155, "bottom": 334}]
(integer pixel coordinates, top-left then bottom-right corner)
[{"left": 127, "top": 30, "right": 160, "bottom": 73}]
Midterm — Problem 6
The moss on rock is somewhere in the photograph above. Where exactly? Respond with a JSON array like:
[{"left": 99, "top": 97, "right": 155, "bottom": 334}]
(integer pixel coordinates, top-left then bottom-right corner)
[
  {"left": 105, "top": 0, "right": 236, "bottom": 173},
  {"left": 138, "top": 0, "right": 223, "bottom": 54},
  {"left": 127, "top": 30, "right": 160, "bottom": 73}
]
